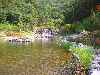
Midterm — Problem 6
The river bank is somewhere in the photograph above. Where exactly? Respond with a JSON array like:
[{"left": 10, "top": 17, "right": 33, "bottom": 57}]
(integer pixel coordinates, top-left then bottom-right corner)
[
  {"left": 0, "top": 29, "right": 99, "bottom": 75},
  {"left": 0, "top": 27, "right": 57, "bottom": 42}
]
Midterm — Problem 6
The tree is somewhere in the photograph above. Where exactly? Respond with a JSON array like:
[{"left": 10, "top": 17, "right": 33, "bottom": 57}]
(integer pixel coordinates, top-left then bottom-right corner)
[{"left": 0, "top": 0, "right": 95, "bottom": 31}]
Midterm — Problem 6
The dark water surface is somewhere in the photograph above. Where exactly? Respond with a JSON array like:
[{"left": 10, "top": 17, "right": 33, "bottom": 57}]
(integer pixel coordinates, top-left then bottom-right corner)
[{"left": 0, "top": 39, "right": 72, "bottom": 75}]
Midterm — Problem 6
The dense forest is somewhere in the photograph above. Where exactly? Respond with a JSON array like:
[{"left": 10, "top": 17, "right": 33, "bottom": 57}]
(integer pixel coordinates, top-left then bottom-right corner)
[{"left": 0, "top": 0, "right": 97, "bottom": 32}]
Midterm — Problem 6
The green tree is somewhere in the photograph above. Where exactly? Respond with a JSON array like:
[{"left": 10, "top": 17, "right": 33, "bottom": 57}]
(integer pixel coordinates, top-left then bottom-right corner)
[{"left": 0, "top": 0, "right": 95, "bottom": 31}]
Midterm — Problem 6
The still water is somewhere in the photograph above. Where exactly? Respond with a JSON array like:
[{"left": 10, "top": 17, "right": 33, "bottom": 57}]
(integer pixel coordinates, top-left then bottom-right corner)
[{"left": 0, "top": 39, "right": 72, "bottom": 75}]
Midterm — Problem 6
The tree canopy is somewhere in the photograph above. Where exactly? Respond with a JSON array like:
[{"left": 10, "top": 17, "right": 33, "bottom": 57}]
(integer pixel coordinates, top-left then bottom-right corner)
[{"left": 0, "top": 0, "right": 95, "bottom": 31}]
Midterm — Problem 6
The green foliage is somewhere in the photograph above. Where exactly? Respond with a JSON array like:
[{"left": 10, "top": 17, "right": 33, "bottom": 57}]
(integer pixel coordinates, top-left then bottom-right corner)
[
  {"left": 95, "top": 12, "right": 100, "bottom": 30},
  {"left": 78, "top": 12, "right": 100, "bottom": 31},
  {"left": 59, "top": 23, "right": 83, "bottom": 35},
  {"left": 62, "top": 42, "right": 94, "bottom": 69},
  {"left": 0, "top": 0, "right": 35, "bottom": 23},
  {"left": 63, "top": 42, "right": 72, "bottom": 50},
  {"left": 71, "top": 45, "right": 94, "bottom": 69},
  {"left": 0, "top": 0, "right": 95, "bottom": 31},
  {"left": 79, "top": 13, "right": 95, "bottom": 31},
  {"left": 0, "top": 23, "right": 18, "bottom": 31}
]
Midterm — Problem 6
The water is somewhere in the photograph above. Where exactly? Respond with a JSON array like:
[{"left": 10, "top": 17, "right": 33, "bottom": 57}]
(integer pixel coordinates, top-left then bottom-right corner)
[{"left": 0, "top": 39, "right": 72, "bottom": 75}]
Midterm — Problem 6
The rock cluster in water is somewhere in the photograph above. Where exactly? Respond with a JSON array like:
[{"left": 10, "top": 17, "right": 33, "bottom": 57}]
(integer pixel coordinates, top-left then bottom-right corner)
[{"left": 32, "top": 28, "right": 55, "bottom": 38}]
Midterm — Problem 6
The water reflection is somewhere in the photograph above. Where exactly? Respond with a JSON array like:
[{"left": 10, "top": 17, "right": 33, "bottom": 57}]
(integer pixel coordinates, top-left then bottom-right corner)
[
  {"left": 8, "top": 40, "right": 32, "bottom": 46},
  {"left": 0, "top": 36, "right": 73, "bottom": 75},
  {"left": 7, "top": 37, "right": 54, "bottom": 46}
]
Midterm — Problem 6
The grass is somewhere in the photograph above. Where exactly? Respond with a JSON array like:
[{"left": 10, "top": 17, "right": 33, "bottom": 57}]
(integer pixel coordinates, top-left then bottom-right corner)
[{"left": 0, "top": 23, "right": 18, "bottom": 31}]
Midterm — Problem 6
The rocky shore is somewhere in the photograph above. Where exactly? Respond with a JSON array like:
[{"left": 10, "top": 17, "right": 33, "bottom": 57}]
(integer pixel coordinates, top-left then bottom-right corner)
[
  {"left": 0, "top": 28, "right": 56, "bottom": 43},
  {"left": 89, "top": 49, "right": 100, "bottom": 75}
]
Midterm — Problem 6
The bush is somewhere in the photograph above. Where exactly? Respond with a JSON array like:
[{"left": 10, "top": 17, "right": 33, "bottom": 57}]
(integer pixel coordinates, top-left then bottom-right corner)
[{"left": 62, "top": 41, "right": 94, "bottom": 69}]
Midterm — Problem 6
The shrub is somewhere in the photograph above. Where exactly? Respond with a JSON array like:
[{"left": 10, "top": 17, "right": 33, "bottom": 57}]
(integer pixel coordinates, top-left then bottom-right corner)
[{"left": 62, "top": 42, "right": 94, "bottom": 69}]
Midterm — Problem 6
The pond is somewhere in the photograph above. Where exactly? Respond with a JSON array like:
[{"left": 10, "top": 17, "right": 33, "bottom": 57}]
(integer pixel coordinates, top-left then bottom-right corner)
[{"left": 0, "top": 38, "right": 74, "bottom": 75}]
